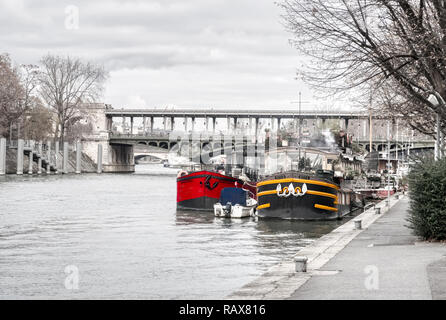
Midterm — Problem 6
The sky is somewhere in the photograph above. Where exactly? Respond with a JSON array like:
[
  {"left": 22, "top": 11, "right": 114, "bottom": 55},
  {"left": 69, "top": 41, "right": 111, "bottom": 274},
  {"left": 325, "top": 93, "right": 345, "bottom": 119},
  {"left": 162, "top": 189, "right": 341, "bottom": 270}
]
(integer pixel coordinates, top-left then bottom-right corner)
[{"left": 0, "top": 0, "right": 352, "bottom": 111}]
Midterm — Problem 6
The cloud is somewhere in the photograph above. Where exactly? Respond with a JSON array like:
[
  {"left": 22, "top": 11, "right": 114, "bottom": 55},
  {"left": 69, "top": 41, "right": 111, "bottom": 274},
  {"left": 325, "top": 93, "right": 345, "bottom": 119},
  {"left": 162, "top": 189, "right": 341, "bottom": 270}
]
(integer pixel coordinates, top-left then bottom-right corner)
[
  {"left": 0, "top": 0, "right": 350, "bottom": 109},
  {"left": 125, "top": 95, "right": 148, "bottom": 109}
]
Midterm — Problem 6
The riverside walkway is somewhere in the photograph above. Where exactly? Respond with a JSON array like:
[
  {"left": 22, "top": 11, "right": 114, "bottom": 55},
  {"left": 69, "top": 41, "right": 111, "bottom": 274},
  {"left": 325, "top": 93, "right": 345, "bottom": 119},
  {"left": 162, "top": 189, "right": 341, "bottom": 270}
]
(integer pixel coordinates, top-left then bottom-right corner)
[
  {"left": 290, "top": 198, "right": 446, "bottom": 300},
  {"left": 229, "top": 196, "right": 446, "bottom": 300}
]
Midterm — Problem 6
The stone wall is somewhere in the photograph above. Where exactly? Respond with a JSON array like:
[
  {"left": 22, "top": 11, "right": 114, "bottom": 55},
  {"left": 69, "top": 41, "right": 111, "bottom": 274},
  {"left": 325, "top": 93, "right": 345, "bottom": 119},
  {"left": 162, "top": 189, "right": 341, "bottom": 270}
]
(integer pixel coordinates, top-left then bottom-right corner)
[{"left": 5, "top": 149, "right": 97, "bottom": 174}]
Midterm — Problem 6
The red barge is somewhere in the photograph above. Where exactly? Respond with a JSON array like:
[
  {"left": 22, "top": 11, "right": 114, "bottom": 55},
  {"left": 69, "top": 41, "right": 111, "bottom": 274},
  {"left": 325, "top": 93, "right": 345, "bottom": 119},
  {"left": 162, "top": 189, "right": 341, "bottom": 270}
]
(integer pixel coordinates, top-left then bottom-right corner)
[{"left": 177, "top": 170, "right": 256, "bottom": 211}]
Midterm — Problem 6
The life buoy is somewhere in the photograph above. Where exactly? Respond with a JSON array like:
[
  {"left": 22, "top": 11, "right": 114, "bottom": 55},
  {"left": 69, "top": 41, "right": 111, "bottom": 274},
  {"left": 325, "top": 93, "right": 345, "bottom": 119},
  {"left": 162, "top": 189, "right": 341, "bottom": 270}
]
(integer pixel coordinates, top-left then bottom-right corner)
[{"left": 177, "top": 170, "right": 188, "bottom": 178}]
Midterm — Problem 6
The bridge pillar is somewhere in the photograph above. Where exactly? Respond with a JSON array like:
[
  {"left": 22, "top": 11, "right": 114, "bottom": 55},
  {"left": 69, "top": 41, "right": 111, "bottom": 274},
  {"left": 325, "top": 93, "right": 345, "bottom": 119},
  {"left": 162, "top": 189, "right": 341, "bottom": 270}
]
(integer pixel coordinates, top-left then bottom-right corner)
[
  {"left": 38, "top": 143, "right": 42, "bottom": 175},
  {"left": 97, "top": 144, "right": 103, "bottom": 174},
  {"left": 122, "top": 116, "right": 126, "bottom": 133},
  {"left": 143, "top": 116, "right": 146, "bottom": 135},
  {"left": 103, "top": 143, "right": 135, "bottom": 173},
  {"left": 255, "top": 118, "right": 259, "bottom": 137},
  {"left": 46, "top": 140, "right": 52, "bottom": 174},
  {"left": 164, "top": 116, "right": 167, "bottom": 131},
  {"left": 150, "top": 117, "right": 154, "bottom": 133},
  {"left": 171, "top": 117, "right": 174, "bottom": 131},
  {"left": 363, "top": 119, "right": 367, "bottom": 138},
  {"left": 55, "top": 141, "right": 59, "bottom": 174},
  {"left": 28, "top": 143, "right": 34, "bottom": 174},
  {"left": 212, "top": 117, "right": 216, "bottom": 134},
  {"left": 234, "top": 117, "right": 238, "bottom": 131},
  {"left": 184, "top": 116, "right": 188, "bottom": 132},
  {"left": 63, "top": 142, "right": 68, "bottom": 174},
  {"left": 17, "top": 139, "right": 24, "bottom": 175},
  {"left": 0, "top": 138, "right": 5, "bottom": 175},
  {"left": 192, "top": 117, "right": 195, "bottom": 132},
  {"left": 107, "top": 116, "right": 113, "bottom": 132},
  {"left": 227, "top": 117, "right": 230, "bottom": 132},
  {"left": 75, "top": 140, "right": 82, "bottom": 174},
  {"left": 339, "top": 118, "right": 344, "bottom": 130},
  {"left": 130, "top": 117, "right": 134, "bottom": 135}
]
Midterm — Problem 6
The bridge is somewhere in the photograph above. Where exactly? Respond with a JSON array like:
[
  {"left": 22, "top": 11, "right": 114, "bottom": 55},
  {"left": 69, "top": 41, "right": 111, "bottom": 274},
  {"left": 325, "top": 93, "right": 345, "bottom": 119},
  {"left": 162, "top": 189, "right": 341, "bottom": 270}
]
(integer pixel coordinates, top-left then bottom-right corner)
[
  {"left": 104, "top": 107, "right": 373, "bottom": 135},
  {"left": 105, "top": 108, "right": 370, "bottom": 121},
  {"left": 77, "top": 104, "right": 436, "bottom": 173}
]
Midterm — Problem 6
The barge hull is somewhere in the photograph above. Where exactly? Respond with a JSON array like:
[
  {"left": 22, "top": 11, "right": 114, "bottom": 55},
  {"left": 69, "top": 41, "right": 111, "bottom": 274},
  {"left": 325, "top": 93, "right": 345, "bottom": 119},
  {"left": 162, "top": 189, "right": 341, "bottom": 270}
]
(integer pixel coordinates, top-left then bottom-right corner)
[
  {"left": 176, "top": 171, "right": 242, "bottom": 211},
  {"left": 256, "top": 178, "right": 352, "bottom": 220}
]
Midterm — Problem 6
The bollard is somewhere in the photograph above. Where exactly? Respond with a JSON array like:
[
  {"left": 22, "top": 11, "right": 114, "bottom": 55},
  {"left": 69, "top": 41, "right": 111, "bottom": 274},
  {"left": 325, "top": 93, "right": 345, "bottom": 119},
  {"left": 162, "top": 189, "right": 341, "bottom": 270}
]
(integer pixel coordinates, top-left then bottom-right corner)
[
  {"left": 17, "top": 139, "right": 24, "bottom": 175},
  {"left": 28, "top": 148, "right": 33, "bottom": 174},
  {"left": 75, "top": 140, "right": 82, "bottom": 174},
  {"left": 97, "top": 144, "right": 103, "bottom": 174},
  {"left": 54, "top": 141, "right": 59, "bottom": 174},
  {"left": 354, "top": 219, "right": 362, "bottom": 230},
  {"left": 63, "top": 142, "right": 69, "bottom": 174},
  {"left": 46, "top": 140, "right": 51, "bottom": 174},
  {"left": 0, "top": 137, "right": 6, "bottom": 175},
  {"left": 37, "top": 143, "right": 42, "bottom": 175},
  {"left": 294, "top": 256, "right": 308, "bottom": 273},
  {"left": 375, "top": 207, "right": 381, "bottom": 215}
]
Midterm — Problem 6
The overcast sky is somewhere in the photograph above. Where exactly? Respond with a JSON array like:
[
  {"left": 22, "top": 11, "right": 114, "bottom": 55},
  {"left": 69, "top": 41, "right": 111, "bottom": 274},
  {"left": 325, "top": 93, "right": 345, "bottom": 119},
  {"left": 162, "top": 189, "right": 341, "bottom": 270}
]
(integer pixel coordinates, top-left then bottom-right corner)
[{"left": 1, "top": 0, "right": 351, "bottom": 110}]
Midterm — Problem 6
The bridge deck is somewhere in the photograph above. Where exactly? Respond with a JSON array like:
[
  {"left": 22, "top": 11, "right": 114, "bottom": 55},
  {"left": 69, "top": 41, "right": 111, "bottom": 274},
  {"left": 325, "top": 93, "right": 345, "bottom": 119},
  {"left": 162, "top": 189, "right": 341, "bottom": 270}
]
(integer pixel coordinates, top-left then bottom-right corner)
[{"left": 105, "top": 108, "right": 373, "bottom": 119}]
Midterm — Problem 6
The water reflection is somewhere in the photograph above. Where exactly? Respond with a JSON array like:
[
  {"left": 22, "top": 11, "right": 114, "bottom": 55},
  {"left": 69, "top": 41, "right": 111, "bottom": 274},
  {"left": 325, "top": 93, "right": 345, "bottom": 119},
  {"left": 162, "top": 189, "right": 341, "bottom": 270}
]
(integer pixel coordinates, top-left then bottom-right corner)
[
  {"left": 256, "top": 218, "right": 345, "bottom": 238},
  {"left": 0, "top": 164, "right": 357, "bottom": 299},
  {"left": 176, "top": 210, "right": 215, "bottom": 225}
]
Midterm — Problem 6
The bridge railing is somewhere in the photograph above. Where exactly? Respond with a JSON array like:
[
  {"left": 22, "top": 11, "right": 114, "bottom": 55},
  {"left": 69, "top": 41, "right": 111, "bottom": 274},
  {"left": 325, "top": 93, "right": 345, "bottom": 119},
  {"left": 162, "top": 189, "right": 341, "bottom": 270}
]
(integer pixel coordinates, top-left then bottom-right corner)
[{"left": 110, "top": 132, "right": 171, "bottom": 139}]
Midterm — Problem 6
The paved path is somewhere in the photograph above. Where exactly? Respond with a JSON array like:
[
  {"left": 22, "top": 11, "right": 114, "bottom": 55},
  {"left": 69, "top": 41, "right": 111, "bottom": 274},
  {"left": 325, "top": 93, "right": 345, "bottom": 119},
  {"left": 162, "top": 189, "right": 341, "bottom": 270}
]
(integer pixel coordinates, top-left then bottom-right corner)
[{"left": 289, "top": 198, "right": 446, "bottom": 300}]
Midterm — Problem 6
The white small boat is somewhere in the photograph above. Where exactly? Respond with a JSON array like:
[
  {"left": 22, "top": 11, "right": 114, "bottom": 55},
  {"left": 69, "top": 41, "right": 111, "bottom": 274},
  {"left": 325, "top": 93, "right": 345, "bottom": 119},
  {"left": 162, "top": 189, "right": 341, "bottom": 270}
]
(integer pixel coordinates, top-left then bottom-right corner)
[{"left": 214, "top": 188, "right": 257, "bottom": 218}]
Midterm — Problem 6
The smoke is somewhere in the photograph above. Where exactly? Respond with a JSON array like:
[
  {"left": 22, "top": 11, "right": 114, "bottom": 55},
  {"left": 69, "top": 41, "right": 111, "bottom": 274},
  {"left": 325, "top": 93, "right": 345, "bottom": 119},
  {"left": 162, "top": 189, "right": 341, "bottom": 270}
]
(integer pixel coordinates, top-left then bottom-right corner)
[
  {"left": 307, "top": 129, "right": 339, "bottom": 152},
  {"left": 321, "top": 129, "right": 337, "bottom": 151}
]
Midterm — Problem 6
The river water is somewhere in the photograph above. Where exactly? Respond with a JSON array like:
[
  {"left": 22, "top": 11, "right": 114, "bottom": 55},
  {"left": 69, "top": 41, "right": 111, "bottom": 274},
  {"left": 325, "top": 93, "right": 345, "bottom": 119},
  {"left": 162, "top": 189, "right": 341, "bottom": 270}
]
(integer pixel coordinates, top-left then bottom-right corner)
[{"left": 0, "top": 165, "right": 350, "bottom": 299}]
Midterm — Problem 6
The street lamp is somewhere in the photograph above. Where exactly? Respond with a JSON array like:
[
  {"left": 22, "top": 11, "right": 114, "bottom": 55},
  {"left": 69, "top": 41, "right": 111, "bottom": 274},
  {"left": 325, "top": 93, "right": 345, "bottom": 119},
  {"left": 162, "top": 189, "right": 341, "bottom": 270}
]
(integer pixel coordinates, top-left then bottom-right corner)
[
  {"left": 427, "top": 93, "right": 444, "bottom": 161},
  {"left": 387, "top": 120, "right": 391, "bottom": 204}
]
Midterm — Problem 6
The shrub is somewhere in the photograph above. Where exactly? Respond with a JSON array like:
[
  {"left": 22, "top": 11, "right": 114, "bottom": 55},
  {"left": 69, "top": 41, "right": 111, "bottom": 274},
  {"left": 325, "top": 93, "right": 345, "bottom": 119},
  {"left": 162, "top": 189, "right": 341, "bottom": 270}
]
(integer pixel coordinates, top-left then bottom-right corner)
[{"left": 408, "top": 157, "right": 446, "bottom": 240}]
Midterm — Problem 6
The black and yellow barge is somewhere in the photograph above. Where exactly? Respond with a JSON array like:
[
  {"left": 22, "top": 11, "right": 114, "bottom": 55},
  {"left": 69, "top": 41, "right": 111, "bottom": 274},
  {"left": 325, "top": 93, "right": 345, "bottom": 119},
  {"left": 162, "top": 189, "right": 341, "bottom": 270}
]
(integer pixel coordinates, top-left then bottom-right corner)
[{"left": 256, "top": 170, "right": 353, "bottom": 220}]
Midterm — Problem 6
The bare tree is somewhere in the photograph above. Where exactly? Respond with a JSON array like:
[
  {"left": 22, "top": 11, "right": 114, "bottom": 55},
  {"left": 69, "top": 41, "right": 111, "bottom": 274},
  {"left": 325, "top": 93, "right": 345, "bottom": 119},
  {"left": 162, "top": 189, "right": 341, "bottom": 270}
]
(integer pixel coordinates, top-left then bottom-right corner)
[
  {"left": 0, "top": 53, "right": 38, "bottom": 139},
  {"left": 280, "top": 0, "right": 446, "bottom": 137},
  {"left": 24, "top": 99, "right": 54, "bottom": 141},
  {"left": 38, "top": 55, "right": 108, "bottom": 142}
]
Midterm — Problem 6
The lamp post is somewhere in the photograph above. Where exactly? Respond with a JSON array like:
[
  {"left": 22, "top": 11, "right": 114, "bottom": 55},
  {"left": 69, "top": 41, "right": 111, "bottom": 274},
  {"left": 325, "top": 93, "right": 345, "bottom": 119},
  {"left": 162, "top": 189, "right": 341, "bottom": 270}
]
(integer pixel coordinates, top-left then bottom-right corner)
[
  {"left": 387, "top": 120, "right": 391, "bottom": 205},
  {"left": 428, "top": 93, "right": 444, "bottom": 161}
]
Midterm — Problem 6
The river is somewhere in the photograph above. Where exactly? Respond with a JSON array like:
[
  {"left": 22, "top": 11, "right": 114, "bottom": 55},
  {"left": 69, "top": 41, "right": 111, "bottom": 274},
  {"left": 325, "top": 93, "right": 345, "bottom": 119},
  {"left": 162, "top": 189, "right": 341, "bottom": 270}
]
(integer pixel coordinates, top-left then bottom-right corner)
[{"left": 0, "top": 164, "right": 350, "bottom": 299}]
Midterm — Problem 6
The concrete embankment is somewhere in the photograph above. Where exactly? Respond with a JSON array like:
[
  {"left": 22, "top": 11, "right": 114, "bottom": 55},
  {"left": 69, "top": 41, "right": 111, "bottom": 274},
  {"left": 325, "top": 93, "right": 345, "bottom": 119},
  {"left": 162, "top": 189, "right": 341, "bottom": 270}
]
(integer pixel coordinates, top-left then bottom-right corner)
[
  {"left": 228, "top": 194, "right": 446, "bottom": 300},
  {"left": 4, "top": 149, "right": 96, "bottom": 174}
]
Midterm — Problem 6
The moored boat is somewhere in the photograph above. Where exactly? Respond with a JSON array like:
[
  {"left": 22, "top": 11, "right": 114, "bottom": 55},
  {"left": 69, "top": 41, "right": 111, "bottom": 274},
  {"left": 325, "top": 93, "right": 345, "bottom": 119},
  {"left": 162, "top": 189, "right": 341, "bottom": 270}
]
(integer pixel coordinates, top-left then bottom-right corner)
[
  {"left": 214, "top": 188, "right": 257, "bottom": 218},
  {"left": 373, "top": 185, "right": 396, "bottom": 199},
  {"left": 256, "top": 170, "right": 353, "bottom": 220},
  {"left": 177, "top": 170, "right": 245, "bottom": 211}
]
